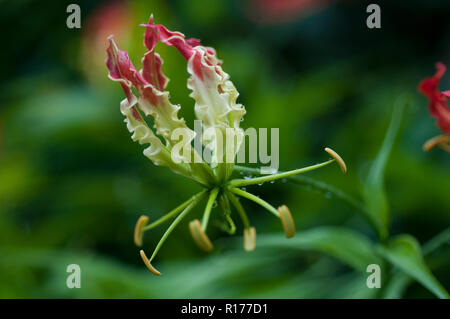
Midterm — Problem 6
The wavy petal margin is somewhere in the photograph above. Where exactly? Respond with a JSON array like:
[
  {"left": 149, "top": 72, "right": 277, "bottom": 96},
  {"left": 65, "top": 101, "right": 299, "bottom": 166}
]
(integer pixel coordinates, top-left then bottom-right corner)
[
  {"left": 142, "top": 16, "right": 246, "bottom": 165},
  {"left": 106, "top": 33, "right": 196, "bottom": 174}
]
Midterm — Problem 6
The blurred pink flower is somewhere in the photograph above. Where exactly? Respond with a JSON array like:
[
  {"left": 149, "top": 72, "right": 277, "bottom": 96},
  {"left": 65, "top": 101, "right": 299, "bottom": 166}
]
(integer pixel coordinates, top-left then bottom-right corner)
[
  {"left": 246, "top": 0, "right": 335, "bottom": 25},
  {"left": 418, "top": 62, "right": 450, "bottom": 134},
  {"left": 82, "top": 1, "right": 133, "bottom": 84},
  {"left": 418, "top": 62, "right": 450, "bottom": 152}
]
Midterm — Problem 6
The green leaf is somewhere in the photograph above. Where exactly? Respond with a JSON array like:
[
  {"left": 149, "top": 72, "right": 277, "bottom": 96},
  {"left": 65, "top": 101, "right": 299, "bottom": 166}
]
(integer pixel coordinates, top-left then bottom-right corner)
[
  {"left": 363, "top": 98, "right": 405, "bottom": 239},
  {"left": 2, "top": 249, "right": 162, "bottom": 298},
  {"left": 423, "top": 227, "right": 450, "bottom": 255},
  {"left": 255, "top": 227, "right": 381, "bottom": 273},
  {"left": 377, "top": 235, "right": 449, "bottom": 299},
  {"left": 160, "top": 228, "right": 381, "bottom": 297},
  {"left": 382, "top": 273, "right": 411, "bottom": 299},
  {"left": 382, "top": 227, "right": 450, "bottom": 298}
]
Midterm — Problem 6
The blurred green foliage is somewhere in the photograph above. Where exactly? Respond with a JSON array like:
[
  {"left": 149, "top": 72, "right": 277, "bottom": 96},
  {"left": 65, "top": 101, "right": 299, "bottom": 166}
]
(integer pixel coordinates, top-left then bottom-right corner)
[{"left": 0, "top": 0, "right": 449, "bottom": 298}]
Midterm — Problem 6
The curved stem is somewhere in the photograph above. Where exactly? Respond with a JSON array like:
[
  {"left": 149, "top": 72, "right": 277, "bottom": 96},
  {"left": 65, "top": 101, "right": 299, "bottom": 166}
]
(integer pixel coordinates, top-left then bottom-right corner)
[
  {"left": 226, "top": 190, "right": 250, "bottom": 229},
  {"left": 229, "top": 187, "right": 279, "bottom": 218},
  {"left": 229, "top": 160, "right": 335, "bottom": 187},
  {"left": 201, "top": 188, "right": 220, "bottom": 231},
  {"left": 217, "top": 194, "right": 236, "bottom": 235},
  {"left": 222, "top": 214, "right": 236, "bottom": 235},
  {"left": 218, "top": 193, "right": 231, "bottom": 215},
  {"left": 149, "top": 191, "right": 207, "bottom": 262}
]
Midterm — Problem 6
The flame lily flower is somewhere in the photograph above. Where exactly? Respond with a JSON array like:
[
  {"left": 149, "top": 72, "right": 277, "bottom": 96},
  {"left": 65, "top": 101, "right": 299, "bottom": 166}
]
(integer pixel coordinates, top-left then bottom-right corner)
[
  {"left": 106, "top": 15, "right": 346, "bottom": 275},
  {"left": 418, "top": 62, "right": 450, "bottom": 152}
]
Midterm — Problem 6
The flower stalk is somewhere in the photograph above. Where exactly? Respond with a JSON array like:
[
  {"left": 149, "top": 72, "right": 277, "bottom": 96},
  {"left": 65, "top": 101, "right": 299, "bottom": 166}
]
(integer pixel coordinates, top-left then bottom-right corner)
[{"left": 201, "top": 188, "right": 220, "bottom": 231}]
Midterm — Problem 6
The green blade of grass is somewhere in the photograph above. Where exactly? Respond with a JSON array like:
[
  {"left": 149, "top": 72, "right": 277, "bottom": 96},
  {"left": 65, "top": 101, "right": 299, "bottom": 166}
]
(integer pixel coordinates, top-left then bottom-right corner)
[
  {"left": 377, "top": 234, "right": 449, "bottom": 299},
  {"left": 363, "top": 98, "right": 405, "bottom": 240},
  {"left": 253, "top": 226, "right": 381, "bottom": 273},
  {"left": 382, "top": 227, "right": 450, "bottom": 298}
]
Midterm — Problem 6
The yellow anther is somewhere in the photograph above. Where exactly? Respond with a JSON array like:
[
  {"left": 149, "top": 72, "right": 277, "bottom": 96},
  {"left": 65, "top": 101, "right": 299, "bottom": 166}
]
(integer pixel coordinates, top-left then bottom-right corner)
[
  {"left": 189, "top": 219, "right": 213, "bottom": 252},
  {"left": 134, "top": 215, "right": 149, "bottom": 247},
  {"left": 324, "top": 147, "right": 347, "bottom": 173},
  {"left": 423, "top": 135, "right": 449, "bottom": 152},
  {"left": 139, "top": 250, "right": 161, "bottom": 276},
  {"left": 278, "top": 205, "right": 295, "bottom": 238},
  {"left": 243, "top": 227, "right": 256, "bottom": 251}
]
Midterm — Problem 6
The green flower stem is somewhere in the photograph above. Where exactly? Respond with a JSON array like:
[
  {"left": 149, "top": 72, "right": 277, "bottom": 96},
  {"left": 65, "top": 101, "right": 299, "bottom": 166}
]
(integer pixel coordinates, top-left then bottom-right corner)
[
  {"left": 218, "top": 193, "right": 231, "bottom": 215},
  {"left": 217, "top": 194, "right": 236, "bottom": 235},
  {"left": 229, "top": 187, "right": 279, "bottom": 218},
  {"left": 229, "top": 160, "right": 335, "bottom": 187},
  {"left": 201, "top": 188, "right": 220, "bottom": 231},
  {"left": 143, "top": 190, "right": 206, "bottom": 232},
  {"left": 214, "top": 216, "right": 236, "bottom": 235},
  {"left": 233, "top": 165, "right": 367, "bottom": 215},
  {"left": 149, "top": 191, "right": 207, "bottom": 262},
  {"left": 226, "top": 190, "right": 250, "bottom": 229}
]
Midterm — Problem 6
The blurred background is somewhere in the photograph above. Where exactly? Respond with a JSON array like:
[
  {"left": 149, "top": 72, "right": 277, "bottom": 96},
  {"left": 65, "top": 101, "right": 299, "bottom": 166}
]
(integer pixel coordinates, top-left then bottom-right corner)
[{"left": 0, "top": 0, "right": 449, "bottom": 298}]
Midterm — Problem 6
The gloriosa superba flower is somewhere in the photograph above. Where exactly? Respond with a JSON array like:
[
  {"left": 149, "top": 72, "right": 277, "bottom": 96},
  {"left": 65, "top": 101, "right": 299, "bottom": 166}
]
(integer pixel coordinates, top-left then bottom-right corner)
[
  {"left": 106, "top": 15, "right": 346, "bottom": 275},
  {"left": 418, "top": 62, "right": 450, "bottom": 153}
]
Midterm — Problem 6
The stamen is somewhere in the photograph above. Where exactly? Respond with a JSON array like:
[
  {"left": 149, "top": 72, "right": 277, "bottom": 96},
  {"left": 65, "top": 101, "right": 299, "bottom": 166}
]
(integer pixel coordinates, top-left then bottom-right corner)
[
  {"left": 243, "top": 227, "right": 256, "bottom": 251},
  {"left": 139, "top": 250, "right": 161, "bottom": 276},
  {"left": 142, "top": 195, "right": 196, "bottom": 232},
  {"left": 229, "top": 187, "right": 280, "bottom": 218},
  {"left": 439, "top": 143, "right": 450, "bottom": 153},
  {"left": 423, "top": 135, "right": 450, "bottom": 152},
  {"left": 145, "top": 191, "right": 207, "bottom": 267},
  {"left": 134, "top": 215, "right": 149, "bottom": 247},
  {"left": 201, "top": 188, "right": 220, "bottom": 231},
  {"left": 221, "top": 214, "right": 236, "bottom": 235},
  {"left": 189, "top": 219, "right": 214, "bottom": 252},
  {"left": 217, "top": 194, "right": 236, "bottom": 234},
  {"left": 324, "top": 147, "right": 347, "bottom": 173},
  {"left": 278, "top": 205, "right": 295, "bottom": 238},
  {"left": 226, "top": 190, "right": 250, "bottom": 229},
  {"left": 229, "top": 160, "right": 335, "bottom": 187}
]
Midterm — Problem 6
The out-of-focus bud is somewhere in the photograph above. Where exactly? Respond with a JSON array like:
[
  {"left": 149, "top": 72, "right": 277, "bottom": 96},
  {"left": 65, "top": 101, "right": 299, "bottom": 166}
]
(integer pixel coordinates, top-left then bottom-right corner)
[
  {"left": 82, "top": 1, "right": 133, "bottom": 85},
  {"left": 246, "top": 0, "right": 335, "bottom": 25}
]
